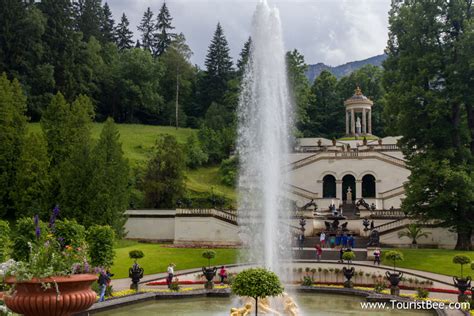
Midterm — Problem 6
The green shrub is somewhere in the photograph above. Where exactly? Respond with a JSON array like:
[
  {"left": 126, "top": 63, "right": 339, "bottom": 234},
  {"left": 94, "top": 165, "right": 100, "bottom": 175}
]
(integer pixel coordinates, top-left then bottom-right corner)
[
  {"left": 219, "top": 156, "right": 237, "bottom": 187},
  {"left": 169, "top": 278, "right": 180, "bottom": 291},
  {"left": 184, "top": 134, "right": 208, "bottom": 169},
  {"left": 301, "top": 276, "right": 313, "bottom": 286},
  {"left": 54, "top": 219, "right": 85, "bottom": 249},
  {"left": 416, "top": 288, "right": 429, "bottom": 299},
  {"left": 11, "top": 217, "right": 48, "bottom": 262},
  {"left": 374, "top": 281, "right": 386, "bottom": 293},
  {"left": 453, "top": 255, "right": 471, "bottom": 279},
  {"left": 0, "top": 220, "right": 10, "bottom": 261},
  {"left": 129, "top": 250, "right": 145, "bottom": 262},
  {"left": 202, "top": 250, "right": 216, "bottom": 268},
  {"left": 87, "top": 225, "right": 115, "bottom": 268},
  {"left": 385, "top": 250, "right": 404, "bottom": 271},
  {"left": 342, "top": 251, "right": 356, "bottom": 264}
]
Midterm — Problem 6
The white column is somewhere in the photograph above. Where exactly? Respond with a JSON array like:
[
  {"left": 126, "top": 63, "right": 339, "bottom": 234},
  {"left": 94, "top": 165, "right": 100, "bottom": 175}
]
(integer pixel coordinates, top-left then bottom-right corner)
[
  {"left": 356, "top": 180, "right": 362, "bottom": 200},
  {"left": 336, "top": 180, "right": 343, "bottom": 202},
  {"left": 345, "top": 111, "right": 349, "bottom": 135},
  {"left": 350, "top": 109, "right": 355, "bottom": 135},
  {"left": 368, "top": 110, "right": 372, "bottom": 134},
  {"left": 362, "top": 108, "right": 367, "bottom": 134}
]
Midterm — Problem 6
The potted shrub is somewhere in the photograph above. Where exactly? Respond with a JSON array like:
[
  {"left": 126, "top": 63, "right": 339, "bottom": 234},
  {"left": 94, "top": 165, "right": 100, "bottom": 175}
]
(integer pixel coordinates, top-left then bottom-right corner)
[
  {"left": 452, "top": 255, "right": 471, "bottom": 302},
  {"left": 201, "top": 250, "right": 217, "bottom": 289},
  {"left": 128, "top": 250, "right": 145, "bottom": 291},
  {"left": 4, "top": 210, "right": 98, "bottom": 316},
  {"left": 384, "top": 250, "right": 404, "bottom": 295},
  {"left": 342, "top": 251, "right": 356, "bottom": 288},
  {"left": 231, "top": 268, "right": 284, "bottom": 316}
]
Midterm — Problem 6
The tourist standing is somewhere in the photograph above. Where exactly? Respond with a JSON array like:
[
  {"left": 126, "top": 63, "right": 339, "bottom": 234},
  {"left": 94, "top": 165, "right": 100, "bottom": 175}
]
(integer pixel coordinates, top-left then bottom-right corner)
[
  {"left": 320, "top": 232, "right": 326, "bottom": 248},
  {"left": 339, "top": 248, "right": 344, "bottom": 263},
  {"left": 335, "top": 232, "right": 341, "bottom": 248},
  {"left": 218, "top": 266, "right": 227, "bottom": 285},
  {"left": 373, "top": 248, "right": 381, "bottom": 265},
  {"left": 348, "top": 235, "right": 355, "bottom": 249},
  {"left": 341, "top": 233, "right": 348, "bottom": 248},
  {"left": 166, "top": 263, "right": 175, "bottom": 288},
  {"left": 315, "top": 244, "right": 322, "bottom": 261},
  {"left": 298, "top": 234, "right": 305, "bottom": 250},
  {"left": 370, "top": 220, "right": 375, "bottom": 230},
  {"left": 329, "top": 235, "right": 335, "bottom": 248}
]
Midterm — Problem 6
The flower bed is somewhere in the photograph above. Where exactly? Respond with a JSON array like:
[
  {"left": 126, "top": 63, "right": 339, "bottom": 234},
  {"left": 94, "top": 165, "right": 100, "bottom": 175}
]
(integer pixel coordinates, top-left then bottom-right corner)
[{"left": 146, "top": 280, "right": 228, "bottom": 286}]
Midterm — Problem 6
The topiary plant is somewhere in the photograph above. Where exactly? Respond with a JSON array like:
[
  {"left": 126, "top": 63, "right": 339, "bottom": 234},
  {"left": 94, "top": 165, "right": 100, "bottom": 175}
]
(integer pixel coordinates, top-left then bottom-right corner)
[
  {"left": 202, "top": 250, "right": 216, "bottom": 268},
  {"left": 129, "top": 250, "right": 145, "bottom": 263},
  {"left": 86, "top": 225, "right": 115, "bottom": 268},
  {"left": 231, "top": 268, "right": 284, "bottom": 316},
  {"left": 385, "top": 250, "right": 404, "bottom": 272},
  {"left": 342, "top": 251, "right": 356, "bottom": 267},
  {"left": 453, "top": 255, "right": 471, "bottom": 279}
]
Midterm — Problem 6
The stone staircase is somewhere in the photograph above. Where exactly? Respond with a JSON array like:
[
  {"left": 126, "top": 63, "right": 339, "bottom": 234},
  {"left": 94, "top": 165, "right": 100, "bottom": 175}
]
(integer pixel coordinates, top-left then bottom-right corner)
[{"left": 293, "top": 236, "right": 369, "bottom": 261}]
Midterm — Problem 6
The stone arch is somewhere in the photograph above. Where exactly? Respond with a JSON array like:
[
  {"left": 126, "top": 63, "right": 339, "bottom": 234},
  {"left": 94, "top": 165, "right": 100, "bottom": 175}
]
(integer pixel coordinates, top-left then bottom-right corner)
[
  {"left": 342, "top": 174, "right": 356, "bottom": 202},
  {"left": 338, "top": 171, "right": 357, "bottom": 181},
  {"left": 322, "top": 175, "right": 336, "bottom": 198},
  {"left": 362, "top": 174, "right": 376, "bottom": 198},
  {"left": 358, "top": 171, "right": 377, "bottom": 181}
]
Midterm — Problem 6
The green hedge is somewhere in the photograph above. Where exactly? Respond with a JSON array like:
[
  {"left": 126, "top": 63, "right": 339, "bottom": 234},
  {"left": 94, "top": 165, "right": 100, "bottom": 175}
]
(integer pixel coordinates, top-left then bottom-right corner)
[
  {"left": 0, "top": 220, "right": 10, "bottom": 261},
  {"left": 55, "top": 219, "right": 85, "bottom": 249},
  {"left": 87, "top": 225, "right": 115, "bottom": 268}
]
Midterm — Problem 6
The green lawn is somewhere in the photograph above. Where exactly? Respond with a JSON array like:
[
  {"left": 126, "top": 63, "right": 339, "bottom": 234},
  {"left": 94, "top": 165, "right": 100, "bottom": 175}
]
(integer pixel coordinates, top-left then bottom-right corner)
[
  {"left": 111, "top": 240, "right": 239, "bottom": 279},
  {"left": 28, "top": 122, "right": 236, "bottom": 202},
  {"left": 382, "top": 248, "right": 474, "bottom": 279}
]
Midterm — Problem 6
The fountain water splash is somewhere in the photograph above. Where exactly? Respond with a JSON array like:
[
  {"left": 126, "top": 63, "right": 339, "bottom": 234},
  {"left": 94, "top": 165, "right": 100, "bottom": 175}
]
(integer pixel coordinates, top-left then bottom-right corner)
[{"left": 237, "top": 0, "right": 293, "bottom": 275}]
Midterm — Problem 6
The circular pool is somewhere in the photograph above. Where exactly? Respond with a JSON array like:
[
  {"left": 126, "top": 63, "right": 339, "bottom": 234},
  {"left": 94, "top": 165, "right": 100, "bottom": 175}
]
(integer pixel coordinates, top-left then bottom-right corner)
[{"left": 96, "top": 293, "right": 435, "bottom": 315}]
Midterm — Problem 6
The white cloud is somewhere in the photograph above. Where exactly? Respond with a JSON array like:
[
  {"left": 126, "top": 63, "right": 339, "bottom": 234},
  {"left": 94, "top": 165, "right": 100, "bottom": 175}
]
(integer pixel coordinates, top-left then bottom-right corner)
[{"left": 107, "top": 0, "right": 391, "bottom": 67}]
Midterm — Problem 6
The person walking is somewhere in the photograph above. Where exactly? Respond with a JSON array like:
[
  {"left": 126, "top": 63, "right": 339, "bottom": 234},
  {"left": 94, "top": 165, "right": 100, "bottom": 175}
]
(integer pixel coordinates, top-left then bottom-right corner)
[
  {"left": 98, "top": 269, "right": 113, "bottom": 302},
  {"left": 315, "top": 244, "right": 322, "bottom": 262},
  {"left": 373, "top": 248, "right": 381, "bottom": 265},
  {"left": 218, "top": 266, "right": 227, "bottom": 285},
  {"left": 166, "top": 263, "right": 175, "bottom": 288},
  {"left": 370, "top": 220, "right": 375, "bottom": 230},
  {"left": 339, "top": 248, "right": 344, "bottom": 263},
  {"left": 319, "top": 232, "right": 326, "bottom": 248}
]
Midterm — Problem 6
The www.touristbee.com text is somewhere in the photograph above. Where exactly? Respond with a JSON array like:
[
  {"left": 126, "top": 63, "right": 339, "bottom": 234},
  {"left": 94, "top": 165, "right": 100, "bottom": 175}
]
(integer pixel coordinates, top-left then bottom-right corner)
[{"left": 360, "top": 300, "right": 470, "bottom": 311}]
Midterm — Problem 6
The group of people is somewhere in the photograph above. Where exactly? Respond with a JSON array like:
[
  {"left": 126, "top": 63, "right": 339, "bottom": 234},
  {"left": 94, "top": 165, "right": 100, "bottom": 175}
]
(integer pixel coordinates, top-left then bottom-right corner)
[{"left": 319, "top": 231, "right": 356, "bottom": 249}]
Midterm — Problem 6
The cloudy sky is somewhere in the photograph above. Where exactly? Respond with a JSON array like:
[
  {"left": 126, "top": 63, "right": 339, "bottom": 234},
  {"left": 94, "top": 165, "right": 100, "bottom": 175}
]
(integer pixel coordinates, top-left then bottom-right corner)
[{"left": 107, "top": 0, "right": 391, "bottom": 67}]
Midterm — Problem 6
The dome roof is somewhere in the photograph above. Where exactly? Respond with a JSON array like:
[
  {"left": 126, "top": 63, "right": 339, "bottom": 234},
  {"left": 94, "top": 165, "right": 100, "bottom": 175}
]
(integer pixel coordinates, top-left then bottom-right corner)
[{"left": 344, "top": 87, "right": 373, "bottom": 107}]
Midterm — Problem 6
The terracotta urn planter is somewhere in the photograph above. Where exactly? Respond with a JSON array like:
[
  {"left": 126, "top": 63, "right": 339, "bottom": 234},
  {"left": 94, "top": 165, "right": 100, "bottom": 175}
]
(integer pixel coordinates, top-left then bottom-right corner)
[{"left": 4, "top": 273, "right": 97, "bottom": 316}]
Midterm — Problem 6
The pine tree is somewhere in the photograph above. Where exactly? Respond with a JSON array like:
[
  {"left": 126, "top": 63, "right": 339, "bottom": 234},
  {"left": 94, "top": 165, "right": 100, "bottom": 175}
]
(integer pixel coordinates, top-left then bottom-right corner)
[
  {"left": 115, "top": 13, "right": 133, "bottom": 51},
  {"left": 137, "top": 7, "right": 155, "bottom": 53},
  {"left": 200, "top": 23, "right": 233, "bottom": 112},
  {"left": 100, "top": 2, "right": 115, "bottom": 43},
  {"left": 237, "top": 37, "right": 252, "bottom": 76},
  {"left": 154, "top": 2, "right": 175, "bottom": 56},
  {"left": 11, "top": 132, "right": 51, "bottom": 218},
  {"left": 143, "top": 134, "right": 185, "bottom": 208},
  {"left": 73, "top": 0, "right": 102, "bottom": 42},
  {"left": 0, "top": 74, "right": 28, "bottom": 218},
  {"left": 90, "top": 118, "right": 129, "bottom": 235}
]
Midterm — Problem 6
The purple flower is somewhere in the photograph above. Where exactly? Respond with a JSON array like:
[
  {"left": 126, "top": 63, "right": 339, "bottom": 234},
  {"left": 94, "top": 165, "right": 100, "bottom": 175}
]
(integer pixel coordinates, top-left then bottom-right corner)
[
  {"left": 34, "top": 215, "right": 40, "bottom": 239},
  {"left": 49, "top": 205, "right": 60, "bottom": 229},
  {"left": 57, "top": 237, "right": 65, "bottom": 247},
  {"left": 83, "top": 261, "right": 90, "bottom": 273}
]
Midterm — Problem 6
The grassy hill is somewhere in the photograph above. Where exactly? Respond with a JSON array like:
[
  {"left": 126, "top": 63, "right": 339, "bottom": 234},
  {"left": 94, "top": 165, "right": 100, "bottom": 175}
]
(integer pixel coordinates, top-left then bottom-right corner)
[{"left": 28, "top": 123, "right": 236, "bottom": 202}]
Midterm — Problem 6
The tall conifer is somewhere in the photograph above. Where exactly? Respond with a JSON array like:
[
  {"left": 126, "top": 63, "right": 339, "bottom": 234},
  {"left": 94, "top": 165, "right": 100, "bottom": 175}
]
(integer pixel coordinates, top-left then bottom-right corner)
[
  {"left": 115, "top": 13, "right": 133, "bottom": 51},
  {"left": 154, "top": 2, "right": 175, "bottom": 56},
  {"left": 137, "top": 7, "right": 155, "bottom": 53}
]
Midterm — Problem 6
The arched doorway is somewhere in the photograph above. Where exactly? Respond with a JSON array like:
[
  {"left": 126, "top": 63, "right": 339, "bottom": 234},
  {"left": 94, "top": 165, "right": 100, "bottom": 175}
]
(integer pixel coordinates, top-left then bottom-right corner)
[
  {"left": 342, "top": 174, "right": 356, "bottom": 202},
  {"left": 362, "top": 174, "right": 376, "bottom": 198},
  {"left": 322, "top": 175, "right": 336, "bottom": 198}
]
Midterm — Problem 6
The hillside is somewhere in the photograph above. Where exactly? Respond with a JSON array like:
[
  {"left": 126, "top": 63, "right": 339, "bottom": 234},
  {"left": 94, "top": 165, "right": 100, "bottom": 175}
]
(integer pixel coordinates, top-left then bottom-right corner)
[
  {"left": 28, "top": 123, "right": 236, "bottom": 202},
  {"left": 306, "top": 54, "right": 387, "bottom": 82}
]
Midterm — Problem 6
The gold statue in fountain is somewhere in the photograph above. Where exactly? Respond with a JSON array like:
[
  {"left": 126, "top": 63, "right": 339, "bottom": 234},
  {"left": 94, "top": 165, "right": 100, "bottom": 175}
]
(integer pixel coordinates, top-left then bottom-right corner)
[{"left": 230, "top": 293, "right": 299, "bottom": 316}]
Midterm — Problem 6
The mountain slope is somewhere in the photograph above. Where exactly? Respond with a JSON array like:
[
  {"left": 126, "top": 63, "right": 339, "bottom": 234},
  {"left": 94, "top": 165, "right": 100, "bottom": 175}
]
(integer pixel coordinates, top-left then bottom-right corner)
[{"left": 306, "top": 54, "right": 387, "bottom": 82}]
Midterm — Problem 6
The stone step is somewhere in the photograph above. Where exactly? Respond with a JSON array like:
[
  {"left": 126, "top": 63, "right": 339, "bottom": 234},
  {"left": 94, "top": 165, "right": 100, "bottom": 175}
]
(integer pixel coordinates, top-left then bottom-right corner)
[{"left": 293, "top": 248, "right": 368, "bottom": 261}]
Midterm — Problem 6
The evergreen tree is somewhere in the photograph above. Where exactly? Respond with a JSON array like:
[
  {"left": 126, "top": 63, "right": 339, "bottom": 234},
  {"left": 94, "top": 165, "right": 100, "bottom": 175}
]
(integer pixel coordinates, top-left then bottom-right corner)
[
  {"left": 286, "top": 49, "right": 311, "bottom": 135},
  {"left": 237, "top": 37, "right": 252, "bottom": 76},
  {"left": 143, "top": 134, "right": 185, "bottom": 208},
  {"left": 307, "top": 70, "right": 340, "bottom": 138},
  {"left": 73, "top": 0, "right": 102, "bottom": 42},
  {"left": 90, "top": 118, "right": 130, "bottom": 235},
  {"left": 137, "top": 7, "right": 155, "bottom": 53},
  {"left": 11, "top": 132, "right": 51, "bottom": 218},
  {"left": 0, "top": 74, "right": 28, "bottom": 218},
  {"left": 154, "top": 2, "right": 175, "bottom": 56},
  {"left": 100, "top": 2, "right": 115, "bottom": 43},
  {"left": 200, "top": 23, "right": 233, "bottom": 113},
  {"left": 115, "top": 13, "right": 133, "bottom": 51},
  {"left": 383, "top": 0, "right": 474, "bottom": 250}
]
